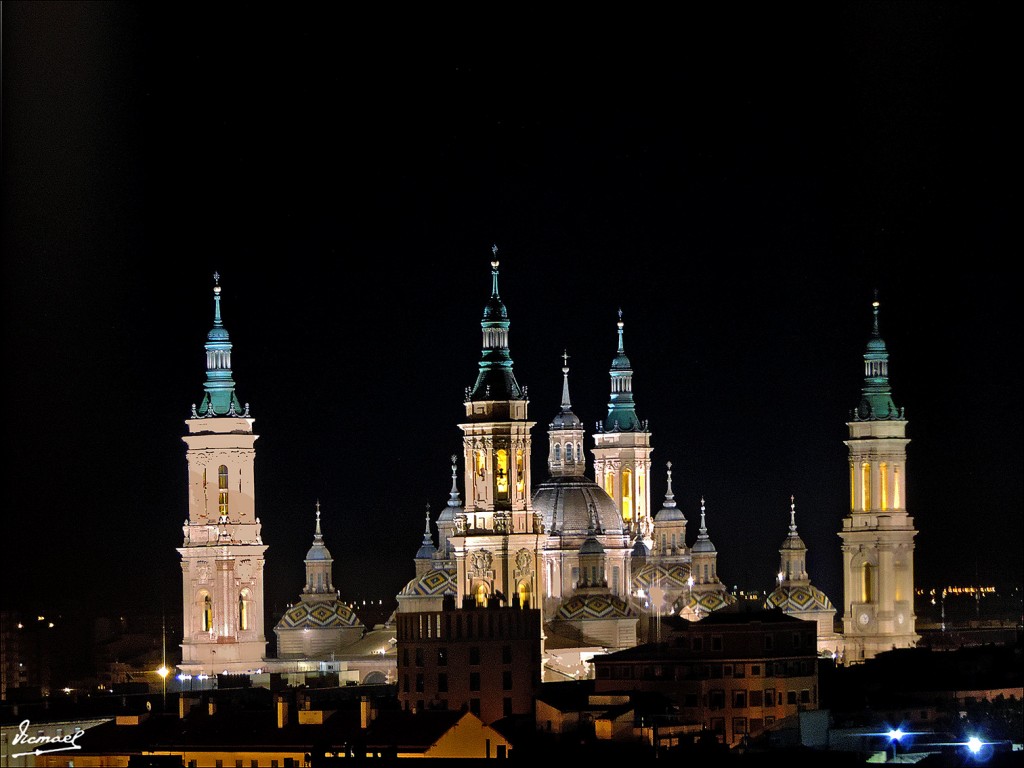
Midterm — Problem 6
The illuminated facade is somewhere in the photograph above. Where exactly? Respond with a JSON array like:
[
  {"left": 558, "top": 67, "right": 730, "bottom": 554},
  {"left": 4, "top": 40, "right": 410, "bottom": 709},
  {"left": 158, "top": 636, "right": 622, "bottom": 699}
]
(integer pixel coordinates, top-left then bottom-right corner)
[
  {"left": 591, "top": 310, "right": 654, "bottom": 547},
  {"left": 178, "top": 275, "right": 268, "bottom": 675},
  {"left": 838, "top": 297, "right": 920, "bottom": 661}
]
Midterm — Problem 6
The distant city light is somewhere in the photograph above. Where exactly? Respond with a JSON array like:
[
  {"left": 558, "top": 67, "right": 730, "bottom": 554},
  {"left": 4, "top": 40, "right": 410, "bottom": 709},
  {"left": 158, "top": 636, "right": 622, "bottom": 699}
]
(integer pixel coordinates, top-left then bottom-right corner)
[{"left": 967, "top": 736, "right": 983, "bottom": 754}]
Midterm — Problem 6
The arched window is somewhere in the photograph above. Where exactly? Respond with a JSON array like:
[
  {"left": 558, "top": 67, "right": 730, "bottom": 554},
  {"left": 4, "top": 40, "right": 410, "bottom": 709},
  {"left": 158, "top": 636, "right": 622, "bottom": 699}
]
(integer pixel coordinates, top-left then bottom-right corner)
[
  {"left": 554, "top": 444, "right": 561, "bottom": 462},
  {"left": 860, "top": 462, "right": 870, "bottom": 512},
  {"left": 218, "top": 465, "right": 229, "bottom": 518},
  {"left": 517, "top": 581, "right": 531, "bottom": 610},
  {"left": 621, "top": 469, "right": 633, "bottom": 522},
  {"left": 565, "top": 443, "right": 573, "bottom": 462},
  {"left": 515, "top": 450, "right": 525, "bottom": 493},
  {"left": 880, "top": 461, "right": 889, "bottom": 511},
  {"left": 849, "top": 462, "right": 855, "bottom": 512},
  {"left": 201, "top": 593, "right": 213, "bottom": 632},
  {"left": 475, "top": 583, "right": 489, "bottom": 607},
  {"left": 495, "top": 449, "right": 509, "bottom": 497},
  {"left": 238, "top": 589, "right": 251, "bottom": 632},
  {"left": 893, "top": 465, "right": 902, "bottom": 509},
  {"left": 861, "top": 562, "right": 874, "bottom": 604}
]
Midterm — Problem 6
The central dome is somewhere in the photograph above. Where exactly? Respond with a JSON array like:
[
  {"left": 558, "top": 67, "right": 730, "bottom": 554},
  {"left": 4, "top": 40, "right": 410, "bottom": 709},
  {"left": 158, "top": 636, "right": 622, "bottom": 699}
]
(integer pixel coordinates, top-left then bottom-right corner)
[{"left": 532, "top": 475, "right": 623, "bottom": 536}]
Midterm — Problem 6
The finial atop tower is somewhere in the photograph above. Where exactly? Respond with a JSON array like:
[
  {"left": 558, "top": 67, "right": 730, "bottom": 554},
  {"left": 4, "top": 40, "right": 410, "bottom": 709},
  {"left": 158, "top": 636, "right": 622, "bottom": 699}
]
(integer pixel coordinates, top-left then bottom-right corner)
[{"left": 491, "top": 243, "right": 499, "bottom": 268}]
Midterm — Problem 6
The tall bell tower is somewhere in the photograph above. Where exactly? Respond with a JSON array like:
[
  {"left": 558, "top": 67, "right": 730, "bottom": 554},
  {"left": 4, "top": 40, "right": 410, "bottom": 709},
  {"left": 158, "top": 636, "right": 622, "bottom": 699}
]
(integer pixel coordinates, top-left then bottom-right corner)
[
  {"left": 178, "top": 274, "right": 268, "bottom": 675},
  {"left": 839, "top": 294, "right": 919, "bottom": 662},
  {"left": 592, "top": 310, "right": 653, "bottom": 542},
  {"left": 449, "top": 250, "right": 545, "bottom": 620}
]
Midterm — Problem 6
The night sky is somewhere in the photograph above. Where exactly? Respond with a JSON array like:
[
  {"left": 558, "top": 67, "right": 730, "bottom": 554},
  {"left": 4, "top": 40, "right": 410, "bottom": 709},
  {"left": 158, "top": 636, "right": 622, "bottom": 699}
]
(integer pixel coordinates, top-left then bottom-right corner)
[{"left": 2, "top": 3, "right": 1019, "bottom": 637}]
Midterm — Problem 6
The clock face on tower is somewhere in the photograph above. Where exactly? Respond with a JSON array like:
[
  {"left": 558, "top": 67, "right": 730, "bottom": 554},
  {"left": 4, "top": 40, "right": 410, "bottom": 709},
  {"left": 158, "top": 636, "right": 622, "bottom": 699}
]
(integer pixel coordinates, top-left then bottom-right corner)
[
  {"left": 858, "top": 612, "right": 870, "bottom": 626},
  {"left": 897, "top": 612, "right": 905, "bottom": 625}
]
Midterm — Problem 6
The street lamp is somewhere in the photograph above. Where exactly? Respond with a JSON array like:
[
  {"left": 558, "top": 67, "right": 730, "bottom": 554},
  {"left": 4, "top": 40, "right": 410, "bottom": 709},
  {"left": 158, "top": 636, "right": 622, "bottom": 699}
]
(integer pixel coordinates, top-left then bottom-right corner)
[
  {"left": 157, "top": 666, "right": 169, "bottom": 711},
  {"left": 887, "top": 728, "right": 904, "bottom": 761}
]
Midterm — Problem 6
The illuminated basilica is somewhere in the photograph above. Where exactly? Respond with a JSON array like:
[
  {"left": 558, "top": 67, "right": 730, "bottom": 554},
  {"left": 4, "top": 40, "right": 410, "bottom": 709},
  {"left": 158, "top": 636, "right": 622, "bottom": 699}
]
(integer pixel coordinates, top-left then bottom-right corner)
[{"left": 175, "top": 259, "right": 919, "bottom": 680}]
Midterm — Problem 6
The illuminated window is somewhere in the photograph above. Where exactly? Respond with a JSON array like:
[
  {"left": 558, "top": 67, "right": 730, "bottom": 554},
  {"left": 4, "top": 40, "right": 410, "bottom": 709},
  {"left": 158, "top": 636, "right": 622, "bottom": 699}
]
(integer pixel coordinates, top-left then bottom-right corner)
[
  {"left": 476, "top": 450, "right": 486, "bottom": 477},
  {"left": 622, "top": 469, "right": 633, "bottom": 522},
  {"left": 893, "top": 465, "right": 901, "bottom": 509},
  {"left": 201, "top": 593, "right": 213, "bottom": 632},
  {"left": 861, "top": 562, "right": 874, "bottom": 604},
  {"left": 515, "top": 450, "right": 525, "bottom": 493},
  {"left": 495, "top": 449, "right": 509, "bottom": 496},
  {"left": 860, "top": 463, "right": 870, "bottom": 512},
  {"left": 475, "top": 583, "right": 488, "bottom": 607},
  {"left": 849, "top": 463, "right": 855, "bottom": 512},
  {"left": 880, "top": 461, "right": 889, "bottom": 511},
  {"left": 218, "top": 465, "right": 229, "bottom": 518},
  {"left": 517, "top": 581, "right": 531, "bottom": 610},
  {"left": 605, "top": 471, "right": 614, "bottom": 498},
  {"left": 238, "top": 589, "right": 250, "bottom": 632}
]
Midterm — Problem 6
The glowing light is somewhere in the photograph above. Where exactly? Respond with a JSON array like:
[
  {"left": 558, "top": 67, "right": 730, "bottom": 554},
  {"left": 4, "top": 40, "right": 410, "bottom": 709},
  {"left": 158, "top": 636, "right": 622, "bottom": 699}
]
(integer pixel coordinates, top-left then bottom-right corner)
[
  {"left": 157, "top": 666, "right": 169, "bottom": 679},
  {"left": 967, "top": 737, "right": 983, "bottom": 754}
]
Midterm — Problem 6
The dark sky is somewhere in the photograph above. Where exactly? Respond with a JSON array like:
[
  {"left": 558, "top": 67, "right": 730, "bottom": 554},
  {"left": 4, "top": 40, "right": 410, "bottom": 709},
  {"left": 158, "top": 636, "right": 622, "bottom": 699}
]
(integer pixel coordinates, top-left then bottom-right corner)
[{"left": 2, "top": 3, "right": 1019, "bottom": 634}]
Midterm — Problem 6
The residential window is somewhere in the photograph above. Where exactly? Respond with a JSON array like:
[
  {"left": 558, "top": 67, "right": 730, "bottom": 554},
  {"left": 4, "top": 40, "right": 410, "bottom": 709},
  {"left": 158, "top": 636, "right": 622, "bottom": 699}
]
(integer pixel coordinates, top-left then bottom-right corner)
[
  {"left": 732, "top": 690, "right": 747, "bottom": 708},
  {"left": 415, "top": 648, "right": 424, "bottom": 667},
  {"left": 710, "top": 718, "right": 725, "bottom": 734},
  {"left": 800, "top": 689, "right": 810, "bottom": 704},
  {"left": 402, "top": 674, "right": 409, "bottom": 693},
  {"left": 709, "top": 689, "right": 725, "bottom": 710},
  {"left": 438, "top": 648, "right": 448, "bottom": 666},
  {"left": 734, "top": 664, "right": 745, "bottom": 678},
  {"left": 503, "top": 671, "right": 512, "bottom": 690},
  {"left": 438, "top": 673, "right": 448, "bottom": 693},
  {"left": 415, "top": 673, "right": 424, "bottom": 693},
  {"left": 751, "top": 664, "right": 761, "bottom": 676},
  {"left": 504, "top": 697, "right": 513, "bottom": 716},
  {"left": 765, "top": 688, "right": 775, "bottom": 706},
  {"left": 723, "top": 664, "right": 733, "bottom": 676},
  {"left": 787, "top": 691, "right": 797, "bottom": 705},
  {"left": 470, "top": 672, "right": 481, "bottom": 691},
  {"left": 502, "top": 644, "right": 512, "bottom": 664},
  {"left": 750, "top": 690, "right": 763, "bottom": 707},
  {"left": 733, "top": 718, "right": 747, "bottom": 736},
  {"left": 470, "top": 647, "right": 480, "bottom": 665},
  {"left": 402, "top": 649, "right": 409, "bottom": 667},
  {"left": 470, "top": 698, "right": 481, "bottom": 716}
]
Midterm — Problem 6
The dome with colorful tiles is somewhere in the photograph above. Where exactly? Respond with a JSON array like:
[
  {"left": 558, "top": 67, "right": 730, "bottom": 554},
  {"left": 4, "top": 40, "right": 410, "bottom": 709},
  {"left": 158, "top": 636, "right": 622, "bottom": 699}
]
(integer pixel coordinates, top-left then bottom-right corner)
[
  {"left": 275, "top": 599, "right": 363, "bottom": 630},
  {"left": 631, "top": 562, "right": 692, "bottom": 594},
  {"left": 399, "top": 568, "right": 456, "bottom": 597},
  {"left": 555, "top": 593, "right": 635, "bottom": 621},
  {"left": 763, "top": 584, "right": 834, "bottom": 613},
  {"left": 673, "top": 590, "right": 737, "bottom": 615}
]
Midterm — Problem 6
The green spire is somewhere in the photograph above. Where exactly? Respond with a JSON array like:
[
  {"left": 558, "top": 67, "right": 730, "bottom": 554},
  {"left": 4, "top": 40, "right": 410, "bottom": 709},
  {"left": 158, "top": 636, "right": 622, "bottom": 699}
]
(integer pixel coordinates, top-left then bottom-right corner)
[
  {"left": 468, "top": 247, "right": 525, "bottom": 401},
  {"left": 197, "top": 272, "right": 245, "bottom": 417},
  {"left": 853, "top": 291, "right": 902, "bottom": 421},
  {"left": 602, "top": 309, "right": 643, "bottom": 432}
]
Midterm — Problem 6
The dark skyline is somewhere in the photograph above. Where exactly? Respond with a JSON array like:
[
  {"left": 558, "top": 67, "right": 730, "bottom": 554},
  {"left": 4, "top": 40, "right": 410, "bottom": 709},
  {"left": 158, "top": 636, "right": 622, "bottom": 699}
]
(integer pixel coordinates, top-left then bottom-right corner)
[{"left": 2, "top": 3, "right": 1019, "bottom": 631}]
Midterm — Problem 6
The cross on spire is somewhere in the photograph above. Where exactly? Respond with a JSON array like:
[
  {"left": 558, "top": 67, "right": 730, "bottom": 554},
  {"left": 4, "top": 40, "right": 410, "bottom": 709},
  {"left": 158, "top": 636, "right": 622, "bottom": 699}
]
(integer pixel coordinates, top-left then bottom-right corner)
[{"left": 213, "top": 271, "right": 220, "bottom": 285}]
